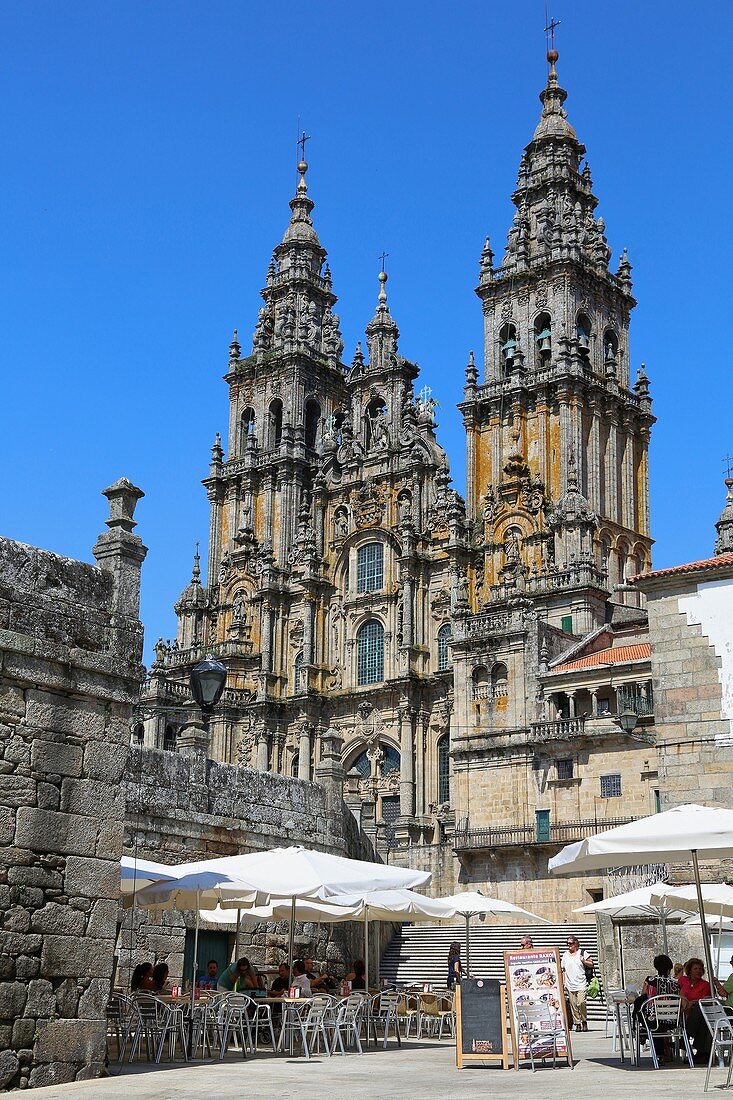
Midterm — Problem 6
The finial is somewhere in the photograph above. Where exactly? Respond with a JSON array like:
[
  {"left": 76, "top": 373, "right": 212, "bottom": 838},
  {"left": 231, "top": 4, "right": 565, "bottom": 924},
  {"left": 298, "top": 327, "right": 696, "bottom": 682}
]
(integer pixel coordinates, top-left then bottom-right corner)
[
  {"left": 229, "top": 328, "right": 241, "bottom": 360},
  {"left": 544, "top": 13, "right": 561, "bottom": 76},
  {"left": 192, "top": 542, "right": 201, "bottom": 581},
  {"left": 352, "top": 341, "right": 364, "bottom": 369},
  {"left": 211, "top": 431, "right": 223, "bottom": 464},
  {"left": 567, "top": 447, "right": 578, "bottom": 489},
  {"left": 378, "top": 267, "right": 388, "bottom": 306},
  {"left": 296, "top": 131, "right": 311, "bottom": 194}
]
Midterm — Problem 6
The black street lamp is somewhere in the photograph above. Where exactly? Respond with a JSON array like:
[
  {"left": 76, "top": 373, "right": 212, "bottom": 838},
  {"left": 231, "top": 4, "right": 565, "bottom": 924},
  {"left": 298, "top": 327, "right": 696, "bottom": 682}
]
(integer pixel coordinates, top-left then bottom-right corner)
[
  {"left": 616, "top": 709, "right": 638, "bottom": 735},
  {"left": 189, "top": 658, "right": 227, "bottom": 735}
]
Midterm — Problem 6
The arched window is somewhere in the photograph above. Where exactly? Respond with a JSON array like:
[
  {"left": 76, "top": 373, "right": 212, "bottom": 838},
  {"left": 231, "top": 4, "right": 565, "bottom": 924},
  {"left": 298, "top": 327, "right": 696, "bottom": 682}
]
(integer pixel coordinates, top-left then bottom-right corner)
[
  {"left": 305, "top": 399, "right": 321, "bottom": 449},
  {"left": 293, "top": 652, "right": 305, "bottom": 694},
  {"left": 499, "top": 323, "right": 517, "bottom": 374},
  {"left": 437, "top": 623, "right": 452, "bottom": 672},
  {"left": 380, "top": 745, "right": 400, "bottom": 776},
  {"left": 437, "top": 734, "right": 450, "bottom": 804},
  {"left": 352, "top": 751, "right": 371, "bottom": 778},
  {"left": 491, "top": 663, "right": 509, "bottom": 699},
  {"left": 600, "top": 536, "right": 612, "bottom": 576},
  {"left": 472, "top": 665, "right": 490, "bottom": 700},
  {"left": 365, "top": 397, "right": 388, "bottom": 450},
  {"left": 576, "top": 313, "right": 591, "bottom": 355},
  {"left": 357, "top": 620, "right": 384, "bottom": 685},
  {"left": 268, "top": 399, "right": 283, "bottom": 449},
  {"left": 133, "top": 724, "right": 144, "bottom": 745},
  {"left": 290, "top": 754, "right": 300, "bottom": 778},
  {"left": 617, "top": 541, "right": 629, "bottom": 584},
  {"left": 240, "top": 407, "right": 256, "bottom": 449},
  {"left": 534, "top": 312, "right": 552, "bottom": 364},
  {"left": 357, "top": 542, "right": 384, "bottom": 594},
  {"left": 604, "top": 329, "right": 619, "bottom": 363},
  {"left": 164, "top": 725, "right": 178, "bottom": 752}
]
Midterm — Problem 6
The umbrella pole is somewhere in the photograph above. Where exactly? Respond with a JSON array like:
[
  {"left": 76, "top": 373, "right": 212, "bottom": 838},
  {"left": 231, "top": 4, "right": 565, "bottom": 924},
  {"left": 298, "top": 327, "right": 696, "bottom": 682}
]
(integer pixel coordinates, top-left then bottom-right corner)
[
  {"left": 661, "top": 908, "right": 669, "bottom": 955},
  {"left": 235, "top": 908, "right": 241, "bottom": 960},
  {"left": 191, "top": 890, "right": 200, "bottom": 1012},
  {"left": 465, "top": 914, "right": 470, "bottom": 977},
  {"left": 364, "top": 908, "right": 369, "bottom": 991},
  {"left": 288, "top": 897, "right": 296, "bottom": 980},
  {"left": 717, "top": 904, "right": 723, "bottom": 974},
  {"left": 692, "top": 850, "right": 716, "bottom": 982}
]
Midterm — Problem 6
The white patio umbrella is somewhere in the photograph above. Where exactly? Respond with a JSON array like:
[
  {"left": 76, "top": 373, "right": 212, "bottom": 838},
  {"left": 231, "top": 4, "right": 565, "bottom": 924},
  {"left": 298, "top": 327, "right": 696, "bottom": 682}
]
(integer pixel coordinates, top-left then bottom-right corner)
[
  {"left": 574, "top": 881, "right": 695, "bottom": 954},
  {"left": 120, "top": 854, "right": 177, "bottom": 897},
  {"left": 136, "top": 846, "right": 431, "bottom": 986},
  {"left": 438, "top": 890, "right": 551, "bottom": 976},
  {"left": 549, "top": 804, "right": 733, "bottom": 981}
]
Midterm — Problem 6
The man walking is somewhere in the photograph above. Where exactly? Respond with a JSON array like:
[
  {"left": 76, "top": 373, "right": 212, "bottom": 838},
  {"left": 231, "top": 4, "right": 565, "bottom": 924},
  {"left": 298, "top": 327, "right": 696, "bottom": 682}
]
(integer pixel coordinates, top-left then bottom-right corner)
[{"left": 561, "top": 935, "right": 592, "bottom": 1031}]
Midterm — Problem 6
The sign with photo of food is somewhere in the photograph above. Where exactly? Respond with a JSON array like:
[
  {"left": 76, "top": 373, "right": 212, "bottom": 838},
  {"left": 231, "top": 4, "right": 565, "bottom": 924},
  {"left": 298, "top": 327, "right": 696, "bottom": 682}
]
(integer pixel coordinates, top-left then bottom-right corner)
[{"left": 504, "top": 948, "right": 573, "bottom": 1068}]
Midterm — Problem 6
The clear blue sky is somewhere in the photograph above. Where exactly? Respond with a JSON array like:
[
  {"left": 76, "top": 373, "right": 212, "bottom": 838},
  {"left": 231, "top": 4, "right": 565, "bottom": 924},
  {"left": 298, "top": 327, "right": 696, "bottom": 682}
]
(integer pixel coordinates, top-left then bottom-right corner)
[{"left": 1, "top": 0, "right": 731, "bottom": 662}]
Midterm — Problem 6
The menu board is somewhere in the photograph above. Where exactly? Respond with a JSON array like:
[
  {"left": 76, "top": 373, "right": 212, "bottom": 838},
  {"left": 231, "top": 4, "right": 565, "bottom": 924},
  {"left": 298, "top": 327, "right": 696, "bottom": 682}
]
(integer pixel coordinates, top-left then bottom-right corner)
[
  {"left": 455, "top": 978, "right": 510, "bottom": 1069},
  {"left": 504, "top": 948, "right": 573, "bottom": 1069}
]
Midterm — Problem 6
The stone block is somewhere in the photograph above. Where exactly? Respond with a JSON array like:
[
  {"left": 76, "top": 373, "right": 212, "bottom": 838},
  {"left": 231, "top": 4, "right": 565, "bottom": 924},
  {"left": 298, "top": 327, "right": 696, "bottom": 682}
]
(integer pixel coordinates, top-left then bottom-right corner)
[
  {"left": 55, "top": 977, "right": 81, "bottom": 1017},
  {"left": 0, "top": 1050, "right": 19, "bottom": 1089},
  {"left": 0, "top": 980, "right": 27, "bottom": 1017},
  {"left": 95, "top": 818, "right": 123, "bottom": 856},
  {"left": 65, "top": 854, "right": 119, "bottom": 900},
  {"left": 25, "top": 692, "right": 106, "bottom": 740},
  {"left": 34, "top": 1018, "right": 106, "bottom": 1064},
  {"left": 26, "top": 978, "right": 55, "bottom": 1016},
  {"left": 83, "top": 741, "right": 129, "bottom": 783},
  {"left": 78, "top": 978, "right": 110, "bottom": 1020},
  {"left": 31, "top": 740, "right": 83, "bottom": 778},
  {"left": 37, "top": 781, "right": 60, "bottom": 810},
  {"left": 61, "top": 777, "right": 122, "bottom": 818},
  {"left": 0, "top": 774, "right": 36, "bottom": 808},
  {"left": 41, "top": 936, "right": 111, "bottom": 979},
  {"left": 86, "top": 899, "right": 119, "bottom": 938},
  {"left": 28, "top": 1061, "right": 77, "bottom": 1087},
  {"left": 7, "top": 865, "right": 62, "bottom": 890},
  {"left": 0, "top": 806, "right": 14, "bottom": 846},
  {"left": 15, "top": 807, "right": 98, "bottom": 855},
  {"left": 0, "top": 930, "right": 42, "bottom": 955},
  {"left": 31, "top": 902, "right": 86, "bottom": 937},
  {"left": 12, "top": 1018, "right": 36, "bottom": 1048}
]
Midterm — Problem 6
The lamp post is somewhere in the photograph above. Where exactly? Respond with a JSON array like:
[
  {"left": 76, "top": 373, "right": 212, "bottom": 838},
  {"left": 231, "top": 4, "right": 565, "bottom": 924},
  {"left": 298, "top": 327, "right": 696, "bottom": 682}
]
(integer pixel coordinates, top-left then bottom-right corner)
[
  {"left": 615, "top": 709, "right": 638, "bottom": 736},
  {"left": 189, "top": 657, "right": 228, "bottom": 737}
]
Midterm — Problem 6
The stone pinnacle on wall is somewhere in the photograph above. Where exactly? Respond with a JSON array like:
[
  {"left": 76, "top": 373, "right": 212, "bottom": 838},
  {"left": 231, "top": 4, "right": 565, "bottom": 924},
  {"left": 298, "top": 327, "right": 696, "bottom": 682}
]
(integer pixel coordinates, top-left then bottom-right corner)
[{"left": 715, "top": 473, "right": 733, "bottom": 554}]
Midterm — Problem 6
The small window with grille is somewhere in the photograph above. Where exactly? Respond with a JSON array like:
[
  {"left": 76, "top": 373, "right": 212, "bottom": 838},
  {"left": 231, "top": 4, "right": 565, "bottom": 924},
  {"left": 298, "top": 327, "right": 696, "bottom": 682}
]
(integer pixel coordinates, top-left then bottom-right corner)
[
  {"left": 437, "top": 623, "right": 452, "bottom": 672},
  {"left": 437, "top": 735, "right": 450, "bottom": 804},
  {"left": 556, "top": 758, "right": 574, "bottom": 781},
  {"left": 600, "top": 773, "right": 622, "bottom": 798},
  {"left": 357, "top": 543, "right": 384, "bottom": 594}
]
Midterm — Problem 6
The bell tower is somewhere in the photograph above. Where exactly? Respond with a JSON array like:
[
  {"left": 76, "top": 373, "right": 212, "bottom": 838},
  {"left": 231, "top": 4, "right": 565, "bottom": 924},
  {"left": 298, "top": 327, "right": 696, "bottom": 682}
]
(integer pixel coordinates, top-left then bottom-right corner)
[{"left": 461, "top": 48, "right": 654, "bottom": 607}]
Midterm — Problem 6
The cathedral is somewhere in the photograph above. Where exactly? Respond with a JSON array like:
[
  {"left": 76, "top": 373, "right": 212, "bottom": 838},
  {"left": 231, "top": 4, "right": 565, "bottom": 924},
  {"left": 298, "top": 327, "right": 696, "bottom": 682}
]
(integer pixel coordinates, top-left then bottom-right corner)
[{"left": 141, "top": 50, "right": 663, "bottom": 912}]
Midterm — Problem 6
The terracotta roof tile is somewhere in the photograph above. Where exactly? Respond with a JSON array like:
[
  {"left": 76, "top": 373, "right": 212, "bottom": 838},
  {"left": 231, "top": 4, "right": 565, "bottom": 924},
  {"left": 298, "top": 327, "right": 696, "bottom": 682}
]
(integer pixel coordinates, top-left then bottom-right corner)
[
  {"left": 554, "top": 642, "right": 651, "bottom": 672},
  {"left": 634, "top": 553, "right": 733, "bottom": 581}
]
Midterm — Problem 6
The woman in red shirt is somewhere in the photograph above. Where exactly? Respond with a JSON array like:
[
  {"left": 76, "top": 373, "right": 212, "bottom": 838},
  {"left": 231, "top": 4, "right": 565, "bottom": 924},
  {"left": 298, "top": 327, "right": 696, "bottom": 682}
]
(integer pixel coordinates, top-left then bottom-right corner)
[{"left": 680, "top": 958, "right": 726, "bottom": 1062}]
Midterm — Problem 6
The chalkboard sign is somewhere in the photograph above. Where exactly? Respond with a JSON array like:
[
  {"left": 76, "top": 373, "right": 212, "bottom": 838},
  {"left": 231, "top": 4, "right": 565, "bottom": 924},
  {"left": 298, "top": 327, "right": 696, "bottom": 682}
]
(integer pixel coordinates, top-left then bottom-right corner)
[{"left": 455, "top": 978, "right": 510, "bottom": 1069}]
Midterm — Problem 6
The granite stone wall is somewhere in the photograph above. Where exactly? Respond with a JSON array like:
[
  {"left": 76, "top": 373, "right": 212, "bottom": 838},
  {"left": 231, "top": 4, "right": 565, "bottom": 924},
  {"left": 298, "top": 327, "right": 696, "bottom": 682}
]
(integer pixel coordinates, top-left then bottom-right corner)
[{"left": 0, "top": 481, "right": 146, "bottom": 1090}]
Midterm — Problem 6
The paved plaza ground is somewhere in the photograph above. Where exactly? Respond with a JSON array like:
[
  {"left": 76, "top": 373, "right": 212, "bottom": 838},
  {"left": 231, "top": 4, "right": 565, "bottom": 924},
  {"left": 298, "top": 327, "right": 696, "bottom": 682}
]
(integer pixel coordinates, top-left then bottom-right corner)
[{"left": 30, "top": 1030, "right": 724, "bottom": 1100}]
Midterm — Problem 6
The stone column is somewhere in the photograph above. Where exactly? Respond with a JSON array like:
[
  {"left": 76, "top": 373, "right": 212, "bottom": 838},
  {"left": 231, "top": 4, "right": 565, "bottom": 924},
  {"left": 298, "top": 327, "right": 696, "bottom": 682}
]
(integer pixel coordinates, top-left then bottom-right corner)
[
  {"left": 298, "top": 724, "right": 312, "bottom": 781},
  {"left": 588, "top": 399, "right": 601, "bottom": 515},
  {"left": 399, "top": 708, "right": 415, "bottom": 818},
  {"left": 590, "top": 690, "right": 598, "bottom": 717},
  {"left": 568, "top": 692, "right": 576, "bottom": 719},
  {"left": 415, "top": 711, "right": 426, "bottom": 817},
  {"left": 260, "top": 601, "right": 274, "bottom": 674},
  {"left": 606, "top": 410, "right": 619, "bottom": 526},
  {"left": 402, "top": 575, "right": 413, "bottom": 649},
  {"left": 206, "top": 486, "right": 223, "bottom": 593},
  {"left": 256, "top": 730, "right": 270, "bottom": 772},
  {"left": 303, "top": 596, "right": 314, "bottom": 666}
]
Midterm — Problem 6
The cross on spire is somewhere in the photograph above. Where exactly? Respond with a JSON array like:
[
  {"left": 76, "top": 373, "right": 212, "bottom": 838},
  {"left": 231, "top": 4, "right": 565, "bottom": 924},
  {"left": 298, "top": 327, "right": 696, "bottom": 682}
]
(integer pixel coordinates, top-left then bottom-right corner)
[
  {"left": 544, "top": 13, "right": 561, "bottom": 50},
  {"left": 723, "top": 455, "right": 733, "bottom": 479},
  {"left": 297, "top": 131, "right": 311, "bottom": 163},
  {"left": 378, "top": 251, "right": 389, "bottom": 273}
]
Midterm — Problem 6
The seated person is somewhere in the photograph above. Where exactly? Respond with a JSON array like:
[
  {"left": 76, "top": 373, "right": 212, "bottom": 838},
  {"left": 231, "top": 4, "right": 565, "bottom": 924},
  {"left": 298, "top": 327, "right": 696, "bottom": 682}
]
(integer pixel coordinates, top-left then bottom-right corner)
[
  {"left": 304, "top": 956, "right": 332, "bottom": 992},
  {"left": 635, "top": 953, "right": 678, "bottom": 1058},
  {"left": 217, "top": 956, "right": 263, "bottom": 993},
  {"left": 198, "top": 959, "right": 219, "bottom": 989},
  {"left": 270, "top": 963, "right": 290, "bottom": 995},
  {"left": 346, "top": 959, "right": 366, "bottom": 991},
  {"left": 679, "top": 957, "right": 726, "bottom": 1063},
  {"left": 290, "top": 959, "right": 312, "bottom": 996},
  {"left": 130, "top": 962, "right": 155, "bottom": 993},
  {"left": 724, "top": 956, "right": 733, "bottom": 1009},
  {"left": 151, "top": 962, "right": 171, "bottom": 994}
]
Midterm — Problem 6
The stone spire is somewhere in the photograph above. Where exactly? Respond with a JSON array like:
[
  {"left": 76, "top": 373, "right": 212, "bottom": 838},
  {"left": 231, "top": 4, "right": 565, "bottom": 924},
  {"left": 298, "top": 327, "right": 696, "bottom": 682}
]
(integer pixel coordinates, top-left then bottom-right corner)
[
  {"left": 715, "top": 474, "right": 733, "bottom": 554},
  {"left": 499, "top": 48, "right": 613, "bottom": 276},
  {"left": 249, "top": 150, "right": 344, "bottom": 367},
  {"left": 365, "top": 268, "right": 400, "bottom": 372}
]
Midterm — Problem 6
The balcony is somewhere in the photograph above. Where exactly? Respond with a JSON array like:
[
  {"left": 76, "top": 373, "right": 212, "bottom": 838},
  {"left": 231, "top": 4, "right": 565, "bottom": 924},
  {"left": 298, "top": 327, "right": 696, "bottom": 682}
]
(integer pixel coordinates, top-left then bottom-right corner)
[
  {"left": 453, "top": 815, "right": 639, "bottom": 853},
  {"left": 529, "top": 717, "right": 586, "bottom": 743}
]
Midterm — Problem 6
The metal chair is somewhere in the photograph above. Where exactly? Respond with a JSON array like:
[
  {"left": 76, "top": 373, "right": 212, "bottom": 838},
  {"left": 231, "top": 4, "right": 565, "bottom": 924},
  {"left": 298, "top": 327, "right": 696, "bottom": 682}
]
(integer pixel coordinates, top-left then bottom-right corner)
[
  {"left": 301, "top": 996, "right": 335, "bottom": 1056},
  {"left": 636, "top": 995, "right": 693, "bottom": 1070},
  {"left": 106, "top": 994, "right": 137, "bottom": 1063},
  {"left": 217, "top": 994, "right": 251, "bottom": 1060},
  {"left": 517, "top": 1004, "right": 570, "bottom": 1071},
  {"left": 370, "top": 992, "right": 402, "bottom": 1049},
  {"left": 396, "top": 992, "right": 421, "bottom": 1038},
  {"left": 129, "top": 994, "right": 188, "bottom": 1063},
  {"left": 330, "top": 995, "right": 365, "bottom": 1055},
  {"left": 276, "top": 998, "right": 312, "bottom": 1059},
  {"left": 699, "top": 998, "right": 733, "bottom": 1092}
]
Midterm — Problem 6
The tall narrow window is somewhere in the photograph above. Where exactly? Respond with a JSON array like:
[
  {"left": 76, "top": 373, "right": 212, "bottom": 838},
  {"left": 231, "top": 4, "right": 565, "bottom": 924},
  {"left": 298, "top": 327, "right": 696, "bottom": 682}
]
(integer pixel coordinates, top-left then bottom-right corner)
[
  {"left": 305, "top": 399, "right": 321, "bottom": 449},
  {"left": 437, "top": 623, "right": 452, "bottom": 672},
  {"left": 534, "top": 312, "right": 552, "bottom": 364},
  {"left": 164, "top": 725, "right": 178, "bottom": 752},
  {"left": 499, "top": 323, "right": 517, "bottom": 374},
  {"left": 353, "top": 751, "right": 371, "bottom": 778},
  {"left": 293, "top": 652, "right": 304, "bottom": 694},
  {"left": 357, "top": 620, "right": 384, "bottom": 685},
  {"left": 576, "top": 313, "right": 591, "bottom": 354},
  {"left": 240, "top": 407, "right": 256, "bottom": 450},
  {"left": 491, "top": 663, "right": 509, "bottom": 699},
  {"left": 380, "top": 745, "right": 400, "bottom": 776},
  {"left": 437, "top": 734, "right": 450, "bottom": 803},
  {"left": 268, "top": 399, "right": 283, "bottom": 449},
  {"left": 357, "top": 543, "right": 384, "bottom": 594}
]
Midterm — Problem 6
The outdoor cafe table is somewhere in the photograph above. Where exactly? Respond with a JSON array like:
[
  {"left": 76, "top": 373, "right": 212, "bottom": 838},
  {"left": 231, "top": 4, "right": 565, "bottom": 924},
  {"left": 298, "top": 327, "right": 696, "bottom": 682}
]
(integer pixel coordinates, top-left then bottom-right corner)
[
  {"left": 265, "top": 996, "right": 313, "bottom": 1057},
  {"left": 609, "top": 990, "right": 638, "bottom": 1066}
]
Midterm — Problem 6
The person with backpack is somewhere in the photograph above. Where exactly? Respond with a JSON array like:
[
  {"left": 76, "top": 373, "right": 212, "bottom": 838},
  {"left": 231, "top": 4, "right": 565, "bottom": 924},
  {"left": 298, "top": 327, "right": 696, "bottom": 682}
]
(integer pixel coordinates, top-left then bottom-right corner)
[{"left": 561, "top": 935, "right": 593, "bottom": 1031}]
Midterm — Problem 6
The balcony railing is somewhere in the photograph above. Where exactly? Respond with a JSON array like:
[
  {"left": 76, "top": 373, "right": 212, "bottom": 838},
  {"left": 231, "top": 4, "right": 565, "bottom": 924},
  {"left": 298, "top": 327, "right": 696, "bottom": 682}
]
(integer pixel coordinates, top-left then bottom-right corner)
[
  {"left": 453, "top": 815, "right": 639, "bottom": 853},
  {"left": 529, "top": 717, "right": 586, "bottom": 743}
]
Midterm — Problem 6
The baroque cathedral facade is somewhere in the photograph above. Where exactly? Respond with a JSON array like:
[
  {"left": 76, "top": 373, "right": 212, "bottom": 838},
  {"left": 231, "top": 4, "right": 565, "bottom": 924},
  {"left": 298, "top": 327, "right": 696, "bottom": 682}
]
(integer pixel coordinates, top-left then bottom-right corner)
[{"left": 141, "top": 53, "right": 661, "bottom": 909}]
